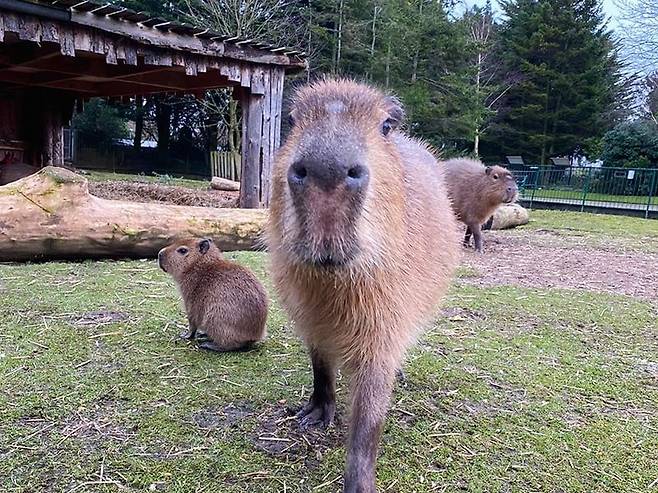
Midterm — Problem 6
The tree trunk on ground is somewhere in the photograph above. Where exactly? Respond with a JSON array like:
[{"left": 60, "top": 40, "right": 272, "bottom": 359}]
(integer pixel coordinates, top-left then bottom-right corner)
[
  {"left": 0, "top": 167, "right": 266, "bottom": 262},
  {"left": 487, "top": 203, "right": 530, "bottom": 230},
  {"left": 210, "top": 176, "right": 240, "bottom": 191}
]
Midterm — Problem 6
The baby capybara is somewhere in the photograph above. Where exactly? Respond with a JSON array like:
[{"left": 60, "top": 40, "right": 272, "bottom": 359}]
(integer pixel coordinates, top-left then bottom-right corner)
[
  {"left": 442, "top": 158, "right": 518, "bottom": 252},
  {"left": 267, "top": 79, "right": 460, "bottom": 492},
  {"left": 158, "top": 238, "right": 267, "bottom": 352}
]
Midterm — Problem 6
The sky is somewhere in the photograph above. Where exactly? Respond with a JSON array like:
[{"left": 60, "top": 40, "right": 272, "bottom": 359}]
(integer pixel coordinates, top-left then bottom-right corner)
[{"left": 464, "top": 0, "right": 622, "bottom": 29}]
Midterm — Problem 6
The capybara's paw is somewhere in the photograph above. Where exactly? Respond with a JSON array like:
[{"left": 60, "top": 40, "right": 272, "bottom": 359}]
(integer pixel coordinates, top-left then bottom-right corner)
[
  {"left": 179, "top": 329, "right": 195, "bottom": 340},
  {"left": 343, "top": 479, "right": 377, "bottom": 493},
  {"left": 297, "top": 399, "right": 335, "bottom": 429},
  {"left": 396, "top": 368, "right": 407, "bottom": 387},
  {"left": 198, "top": 341, "right": 228, "bottom": 352}
]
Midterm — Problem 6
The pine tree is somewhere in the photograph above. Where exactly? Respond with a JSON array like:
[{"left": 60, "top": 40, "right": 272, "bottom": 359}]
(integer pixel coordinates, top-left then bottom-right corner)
[{"left": 491, "top": 0, "right": 623, "bottom": 164}]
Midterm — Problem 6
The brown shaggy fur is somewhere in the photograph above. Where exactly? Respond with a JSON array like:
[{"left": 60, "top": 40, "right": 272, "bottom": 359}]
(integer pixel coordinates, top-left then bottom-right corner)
[
  {"left": 267, "top": 79, "right": 460, "bottom": 492},
  {"left": 442, "top": 158, "right": 518, "bottom": 252},
  {"left": 158, "top": 238, "right": 267, "bottom": 352}
]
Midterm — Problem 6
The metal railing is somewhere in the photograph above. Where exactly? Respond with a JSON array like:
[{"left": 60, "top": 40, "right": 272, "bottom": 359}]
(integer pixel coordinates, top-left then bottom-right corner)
[{"left": 512, "top": 166, "right": 658, "bottom": 219}]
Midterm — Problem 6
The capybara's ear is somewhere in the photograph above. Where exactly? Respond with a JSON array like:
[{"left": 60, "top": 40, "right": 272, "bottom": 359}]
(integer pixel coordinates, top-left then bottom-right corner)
[
  {"left": 199, "top": 239, "right": 211, "bottom": 254},
  {"left": 485, "top": 166, "right": 493, "bottom": 176},
  {"left": 383, "top": 96, "right": 405, "bottom": 128}
]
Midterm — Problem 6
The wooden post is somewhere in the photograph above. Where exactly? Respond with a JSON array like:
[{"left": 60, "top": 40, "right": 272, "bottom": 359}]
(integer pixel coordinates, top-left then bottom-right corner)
[
  {"left": 38, "top": 91, "right": 73, "bottom": 166},
  {"left": 238, "top": 66, "right": 285, "bottom": 208}
]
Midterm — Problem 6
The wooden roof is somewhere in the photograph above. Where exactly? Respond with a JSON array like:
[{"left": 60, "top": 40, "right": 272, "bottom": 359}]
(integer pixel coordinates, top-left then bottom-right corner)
[{"left": 0, "top": 0, "right": 306, "bottom": 97}]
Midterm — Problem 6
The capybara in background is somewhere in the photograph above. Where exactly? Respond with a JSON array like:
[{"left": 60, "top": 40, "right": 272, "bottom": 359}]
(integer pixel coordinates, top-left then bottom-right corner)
[
  {"left": 0, "top": 162, "right": 40, "bottom": 186},
  {"left": 158, "top": 238, "right": 267, "bottom": 352},
  {"left": 442, "top": 158, "right": 518, "bottom": 252},
  {"left": 267, "top": 79, "right": 460, "bottom": 492}
]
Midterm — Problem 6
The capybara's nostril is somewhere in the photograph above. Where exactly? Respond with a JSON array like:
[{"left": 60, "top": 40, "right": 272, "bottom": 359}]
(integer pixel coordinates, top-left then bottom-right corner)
[
  {"left": 346, "top": 165, "right": 369, "bottom": 189},
  {"left": 288, "top": 162, "right": 308, "bottom": 188},
  {"left": 507, "top": 186, "right": 515, "bottom": 193}
]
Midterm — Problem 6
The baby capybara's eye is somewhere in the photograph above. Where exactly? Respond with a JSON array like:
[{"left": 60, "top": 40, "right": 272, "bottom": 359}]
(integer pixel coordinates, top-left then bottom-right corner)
[
  {"left": 177, "top": 247, "right": 189, "bottom": 255},
  {"left": 381, "top": 119, "right": 393, "bottom": 136}
]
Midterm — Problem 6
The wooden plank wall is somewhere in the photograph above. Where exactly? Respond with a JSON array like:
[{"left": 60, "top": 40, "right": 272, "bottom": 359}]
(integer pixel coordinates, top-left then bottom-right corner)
[
  {"left": 239, "top": 67, "right": 285, "bottom": 208},
  {"left": 210, "top": 151, "right": 241, "bottom": 181}
]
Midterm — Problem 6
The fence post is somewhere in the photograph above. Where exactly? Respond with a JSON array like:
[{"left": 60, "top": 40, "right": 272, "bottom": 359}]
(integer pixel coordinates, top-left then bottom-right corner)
[
  {"left": 530, "top": 169, "right": 537, "bottom": 208},
  {"left": 647, "top": 169, "right": 657, "bottom": 219},
  {"left": 581, "top": 167, "right": 592, "bottom": 212}
]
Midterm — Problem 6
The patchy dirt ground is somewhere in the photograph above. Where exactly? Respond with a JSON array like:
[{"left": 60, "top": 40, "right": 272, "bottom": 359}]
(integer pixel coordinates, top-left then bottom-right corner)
[
  {"left": 462, "top": 229, "right": 658, "bottom": 302},
  {"left": 89, "top": 180, "right": 239, "bottom": 208}
]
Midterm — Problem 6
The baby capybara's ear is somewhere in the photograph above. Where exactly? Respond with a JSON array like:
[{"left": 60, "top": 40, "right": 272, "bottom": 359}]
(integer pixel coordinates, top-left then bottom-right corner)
[
  {"left": 383, "top": 96, "right": 405, "bottom": 129},
  {"left": 485, "top": 166, "right": 493, "bottom": 176},
  {"left": 199, "top": 238, "right": 211, "bottom": 254}
]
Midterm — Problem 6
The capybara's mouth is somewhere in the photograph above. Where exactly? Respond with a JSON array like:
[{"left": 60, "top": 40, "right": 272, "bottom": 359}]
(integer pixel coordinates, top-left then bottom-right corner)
[
  {"left": 315, "top": 254, "right": 346, "bottom": 268},
  {"left": 292, "top": 239, "right": 357, "bottom": 269},
  {"left": 505, "top": 190, "right": 519, "bottom": 203}
]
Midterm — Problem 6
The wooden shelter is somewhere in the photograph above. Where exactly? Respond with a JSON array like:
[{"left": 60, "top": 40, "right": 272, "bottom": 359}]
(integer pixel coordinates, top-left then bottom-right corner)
[{"left": 0, "top": 0, "right": 305, "bottom": 207}]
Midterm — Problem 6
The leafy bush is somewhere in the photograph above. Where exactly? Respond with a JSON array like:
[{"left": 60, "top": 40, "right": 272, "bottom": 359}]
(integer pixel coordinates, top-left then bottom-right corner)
[
  {"left": 601, "top": 120, "right": 658, "bottom": 168},
  {"left": 72, "top": 98, "right": 129, "bottom": 151}
]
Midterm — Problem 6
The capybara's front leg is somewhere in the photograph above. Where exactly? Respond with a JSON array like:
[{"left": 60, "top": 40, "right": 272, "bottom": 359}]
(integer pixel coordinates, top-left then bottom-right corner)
[
  {"left": 343, "top": 362, "right": 395, "bottom": 493},
  {"left": 471, "top": 223, "right": 484, "bottom": 252},
  {"left": 463, "top": 226, "right": 473, "bottom": 248},
  {"left": 298, "top": 348, "right": 336, "bottom": 428}
]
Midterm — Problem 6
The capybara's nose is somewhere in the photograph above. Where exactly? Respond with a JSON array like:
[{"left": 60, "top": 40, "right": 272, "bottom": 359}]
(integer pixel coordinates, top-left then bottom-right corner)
[
  {"left": 288, "top": 158, "right": 369, "bottom": 192},
  {"left": 507, "top": 185, "right": 516, "bottom": 194}
]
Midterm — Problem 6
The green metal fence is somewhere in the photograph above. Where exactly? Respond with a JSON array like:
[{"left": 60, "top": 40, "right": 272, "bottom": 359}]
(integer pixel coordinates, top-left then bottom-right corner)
[{"left": 511, "top": 166, "right": 658, "bottom": 219}]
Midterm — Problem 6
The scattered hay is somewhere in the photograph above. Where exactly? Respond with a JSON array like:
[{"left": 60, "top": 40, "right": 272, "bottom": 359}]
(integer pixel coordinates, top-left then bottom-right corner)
[
  {"left": 250, "top": 404, "right": 344, "bottom": 466},
  {"left": 89, "top": 181, "right": 238, "bottom": 208},
  {"left": 70, "top": 311, "right": 129, "bottom": 327}
]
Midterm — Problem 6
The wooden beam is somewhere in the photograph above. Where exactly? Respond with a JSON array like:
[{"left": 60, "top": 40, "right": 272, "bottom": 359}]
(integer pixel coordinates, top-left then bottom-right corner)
[
  {"left": 68, "top": 11, "right": 303, "bottom": 68},
  {"left": 240, "top": 90, "right": 264, "bottom": 208},
  {"left": 238, "top": 67, "right": 285, "bottom": 208}
]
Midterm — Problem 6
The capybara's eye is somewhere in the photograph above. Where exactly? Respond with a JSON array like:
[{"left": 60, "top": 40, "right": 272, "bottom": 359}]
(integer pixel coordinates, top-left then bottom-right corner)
[
  {"left": 288, "top": 114, "right": 295, "bottom": 127},
  {"left": 382, "top": 119, "right": 393, "bottom": 136},
  {"left": 177, "top": 247, "right": 189, "bottom": 255},
  {"left": 493, "top": 174, "right": 499, "bottom": 180}
]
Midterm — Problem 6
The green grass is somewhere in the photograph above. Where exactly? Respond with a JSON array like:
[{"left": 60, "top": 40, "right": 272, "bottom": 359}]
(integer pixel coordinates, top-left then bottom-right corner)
[
  {"left": 520, "top": 188, "right": 654, "bottom": 205},
  {"left": 1, "top": 212, "right": 657, "bottom": 492},
  {"left": 521, "top": 210, "right": 658, "bottom": 253},
  {"left": 525, "top": 209, "right": 658, "bottom": 237},
  {"left": 83, "top": 170, "right": 210, "bottom": 189}
]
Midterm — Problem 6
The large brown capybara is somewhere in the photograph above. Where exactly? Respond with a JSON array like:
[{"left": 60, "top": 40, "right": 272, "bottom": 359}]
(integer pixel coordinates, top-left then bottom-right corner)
[
  {"left": 442, "top": 157, "right": 518, "bottom": 252},
  {"left": 266, "top": 79, "right": 460, "bottom": 492},
  {"left": 158, "top": 238, "right": 267, "bottom": 352}
]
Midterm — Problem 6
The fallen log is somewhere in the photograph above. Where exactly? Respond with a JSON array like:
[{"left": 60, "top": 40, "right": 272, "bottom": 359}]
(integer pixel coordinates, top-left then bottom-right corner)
[
  {"left": 483, "top": 203, "right": 530, "bottom": 230},
  {"left": 210, "top": 176, "right": 241, "bottom": 191},
  {"left": 0, "top": 167, "right": 267, "bottom": 262}
]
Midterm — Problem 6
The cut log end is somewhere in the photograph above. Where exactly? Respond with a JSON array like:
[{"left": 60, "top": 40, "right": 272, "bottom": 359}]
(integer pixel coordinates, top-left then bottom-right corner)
[{"left": 210, "top": 176, "right": 241, "bottom": 191}]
